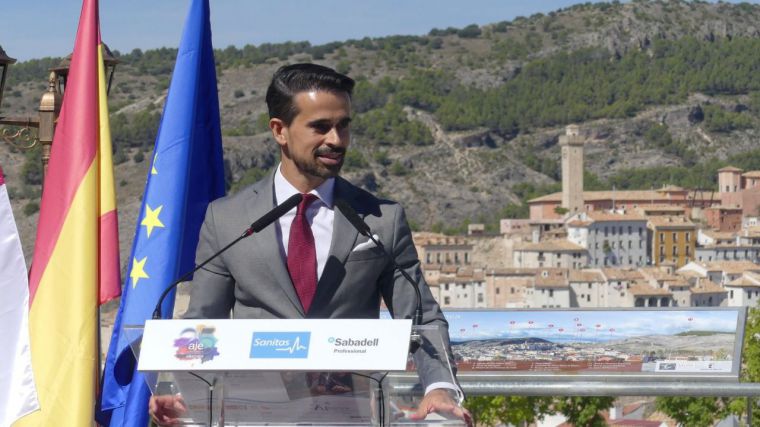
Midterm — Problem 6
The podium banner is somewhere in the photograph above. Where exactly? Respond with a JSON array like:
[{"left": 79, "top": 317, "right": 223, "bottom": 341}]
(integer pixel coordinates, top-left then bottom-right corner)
[{"left": 137, "top": 318, "right": 412, "bottom": 372}]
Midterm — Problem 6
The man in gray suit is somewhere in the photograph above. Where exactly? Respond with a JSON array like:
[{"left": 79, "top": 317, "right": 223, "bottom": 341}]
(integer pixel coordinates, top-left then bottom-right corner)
[{"left": 150, "top": 63, "right": 469, "bottom": 425}]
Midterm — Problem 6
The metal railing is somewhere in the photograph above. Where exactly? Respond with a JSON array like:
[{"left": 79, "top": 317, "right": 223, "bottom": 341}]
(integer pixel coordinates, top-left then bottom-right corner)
[{"left": 386, "top": 373, "right": 760, "bottom": 426}]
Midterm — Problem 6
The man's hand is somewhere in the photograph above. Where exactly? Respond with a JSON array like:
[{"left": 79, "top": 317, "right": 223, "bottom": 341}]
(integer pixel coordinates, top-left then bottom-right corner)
[
  {"left": 409, "top": 388, "right": 473, "bottom": 427},
  {"left": 149, "top": 394, "right": 187, "bottom": 426}
]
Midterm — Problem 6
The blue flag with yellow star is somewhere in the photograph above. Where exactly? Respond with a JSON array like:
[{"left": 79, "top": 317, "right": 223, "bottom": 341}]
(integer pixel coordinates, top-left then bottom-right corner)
[{"left": 96, "top": 0, "right": 225, "bottom": 425}]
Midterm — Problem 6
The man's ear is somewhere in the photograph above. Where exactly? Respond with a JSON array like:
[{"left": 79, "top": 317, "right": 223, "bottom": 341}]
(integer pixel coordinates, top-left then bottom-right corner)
[{"left": 270, "top": 118, "right": 288, "bottom": 148}]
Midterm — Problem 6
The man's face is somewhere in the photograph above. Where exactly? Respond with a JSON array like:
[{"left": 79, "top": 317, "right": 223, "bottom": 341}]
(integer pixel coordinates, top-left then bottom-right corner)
[{"left": 274, "top": 90, "right": 352, "bottom": 189}]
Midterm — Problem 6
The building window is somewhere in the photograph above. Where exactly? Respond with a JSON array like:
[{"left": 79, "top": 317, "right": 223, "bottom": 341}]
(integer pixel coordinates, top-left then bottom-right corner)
[
  {"left": 659, "top": 232, "right": 664, "bottom": 242},
  {"left": 465, "top": 253, "right": 469, "bottom": 263},
  {"left": 510, "top": 287, "right": 515, "bottom": 294},
  {"left": 686, "top": 246, "right": 690, "bottom": 256},
  {"left": 477, "top": 294, "right": 484, "bottom": 303},
  {"left": 672, "top": 246, "right": 678, "bottom": 256},
  {"left": 549, "top": 289, "right": 554, "bottom": 297},
  {"left": 628, "top": 226, "right": 632, "bottom": 234},
  {"left": 588, "top": 283, "right": 592, "bottom": 289},
  {"left": 628, "top": 241, "right": 632, "bottom": 249},
  {"left": 496, "top": 288, "right": 500, "bottom": 295},
  {"left": 444, "top": 296, "right": 450, "bottom": 305},
  {"left": 686, "top": 232, "right": 690, "bottom": 242},
  {"left": 587, "top": 295, "right": 591, "bottom": 302}
]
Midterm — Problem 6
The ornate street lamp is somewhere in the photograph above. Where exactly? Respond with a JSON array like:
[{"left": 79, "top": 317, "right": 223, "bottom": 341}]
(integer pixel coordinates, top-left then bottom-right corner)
[
  {"left": 0, "top": 45, "right": 18, "bottom": 114},
  {"left": 50, "top": 43, "right": 119, "bottom": 95},
  {"left": 0, "top": 43, "right": 117, "bottom": 178}
]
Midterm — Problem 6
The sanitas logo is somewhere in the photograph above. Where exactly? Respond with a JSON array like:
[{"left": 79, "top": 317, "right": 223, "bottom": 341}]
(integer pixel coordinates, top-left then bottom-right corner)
[
  {"left": 250, "top": 332, "right": 310, "bottom": 359},
  {"left": 328, "top": 336, "right": 379, "bottom": 354}
]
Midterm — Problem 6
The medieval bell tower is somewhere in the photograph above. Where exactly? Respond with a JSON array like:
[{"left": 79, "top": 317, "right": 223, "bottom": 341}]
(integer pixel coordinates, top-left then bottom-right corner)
[{"left": 560, "top": 124, "right": 584, "bottom": 215}]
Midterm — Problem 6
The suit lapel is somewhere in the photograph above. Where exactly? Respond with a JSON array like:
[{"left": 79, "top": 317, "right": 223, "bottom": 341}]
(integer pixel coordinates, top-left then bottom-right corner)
[
  {"left": 245, "top": 171, "right": 305, "bottom": 317},
  {"left": 312, "top": 178, "right": 360, "bottom": 311}
]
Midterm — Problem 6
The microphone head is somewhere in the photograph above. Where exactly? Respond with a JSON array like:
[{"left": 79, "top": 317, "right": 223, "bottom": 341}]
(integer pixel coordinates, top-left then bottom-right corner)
[
  {"left": 334, "top": 199, "right": 371, "bottom": 237},
  {"left": 249, "top": 193, "right": 303, "bottom": 233}
]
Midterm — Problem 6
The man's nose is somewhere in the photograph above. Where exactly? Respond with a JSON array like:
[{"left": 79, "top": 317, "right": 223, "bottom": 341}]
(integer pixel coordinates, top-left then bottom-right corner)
[{"left": 325, "top": 127, "right": 346, "bottom": 145}]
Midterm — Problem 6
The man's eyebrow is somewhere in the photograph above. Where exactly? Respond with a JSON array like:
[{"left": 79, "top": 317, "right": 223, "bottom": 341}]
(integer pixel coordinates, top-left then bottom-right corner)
[{"left": 306, "top": 117, "right": 352, "bottom": 127}]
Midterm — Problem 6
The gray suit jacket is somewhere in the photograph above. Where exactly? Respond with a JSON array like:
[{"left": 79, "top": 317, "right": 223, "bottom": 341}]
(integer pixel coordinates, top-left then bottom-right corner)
[{"left": 184, "top": 171, "right": 456, "bottom": 388}]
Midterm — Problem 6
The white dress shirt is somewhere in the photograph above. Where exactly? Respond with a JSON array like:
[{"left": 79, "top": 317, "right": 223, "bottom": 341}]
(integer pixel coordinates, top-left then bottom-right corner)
[{"left": 274, "top": 164, "right": 335, "bottom": 279}]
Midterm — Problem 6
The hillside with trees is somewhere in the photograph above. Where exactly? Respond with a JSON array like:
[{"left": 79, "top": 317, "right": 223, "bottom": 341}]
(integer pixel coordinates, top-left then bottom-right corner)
[{"left": 4, "top": 0, "right": 760, "bottom": 259}]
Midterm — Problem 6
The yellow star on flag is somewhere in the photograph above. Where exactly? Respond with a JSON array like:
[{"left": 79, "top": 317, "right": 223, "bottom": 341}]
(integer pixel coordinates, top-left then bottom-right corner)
[
  {"left": 151, "top": 152, "right": 159, "bottom": 175},
  {"left": 130, "top": 256, "right": 150, "bottom": 288},
  {"left": 141, "top": 204, "right": 165, "bottom": 238}
]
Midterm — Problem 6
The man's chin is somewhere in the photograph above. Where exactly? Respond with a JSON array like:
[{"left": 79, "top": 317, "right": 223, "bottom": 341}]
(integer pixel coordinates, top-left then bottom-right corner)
[{"left": 302, "top": 163, "right": 343, "bottom": 180}]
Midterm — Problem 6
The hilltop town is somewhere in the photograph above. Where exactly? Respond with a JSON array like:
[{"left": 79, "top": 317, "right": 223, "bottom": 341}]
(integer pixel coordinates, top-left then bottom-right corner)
[{"left": 415, "top": 125, "right": 760, "bottom": 310}]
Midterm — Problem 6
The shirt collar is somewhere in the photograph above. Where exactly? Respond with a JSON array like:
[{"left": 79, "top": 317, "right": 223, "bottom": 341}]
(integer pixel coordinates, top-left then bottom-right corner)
[{"left": 274, "top": 163, "right": 335, "bottom": 208}]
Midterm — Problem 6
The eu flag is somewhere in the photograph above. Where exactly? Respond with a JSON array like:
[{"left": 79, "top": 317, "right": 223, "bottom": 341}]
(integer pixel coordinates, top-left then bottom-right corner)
[{"left": 97, "top": 0, "right": 225, "bottom": 424}]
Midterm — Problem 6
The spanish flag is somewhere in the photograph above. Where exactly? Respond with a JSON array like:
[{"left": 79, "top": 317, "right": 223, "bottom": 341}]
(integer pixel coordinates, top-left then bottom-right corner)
[{"left": 15, "top": 0, "right": 120, "bottom": 424}]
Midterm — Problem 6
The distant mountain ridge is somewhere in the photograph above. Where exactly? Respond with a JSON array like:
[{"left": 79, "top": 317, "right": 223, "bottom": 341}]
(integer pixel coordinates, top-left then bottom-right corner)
[{"left": 3, "top": 0, "right": 760, "bottom": 267}]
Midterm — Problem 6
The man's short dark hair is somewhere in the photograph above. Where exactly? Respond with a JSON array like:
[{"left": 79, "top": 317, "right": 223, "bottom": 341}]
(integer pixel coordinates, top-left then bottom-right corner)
[{"left": 266, "top": 63, "right": 355, "bottom": 125}]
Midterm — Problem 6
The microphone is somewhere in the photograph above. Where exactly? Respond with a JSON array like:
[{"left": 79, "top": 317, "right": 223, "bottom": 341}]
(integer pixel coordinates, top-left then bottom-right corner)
[
  {"left": 151, "top": 193, "right": 303, "bottom": 319},
  {"left": 334, "top": 199, "right": 425, "bottom": 352}
]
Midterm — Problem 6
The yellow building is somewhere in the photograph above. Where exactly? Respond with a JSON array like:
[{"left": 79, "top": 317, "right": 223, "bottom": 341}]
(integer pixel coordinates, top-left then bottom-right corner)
[{"left": 648, "top": 216, "right": 696, "bottom": 268}]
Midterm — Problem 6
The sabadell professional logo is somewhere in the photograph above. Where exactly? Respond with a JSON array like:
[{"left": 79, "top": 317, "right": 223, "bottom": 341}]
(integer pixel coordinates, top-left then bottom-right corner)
[{"left": 328, "top": 336, "right": 379, "bottom": 354}]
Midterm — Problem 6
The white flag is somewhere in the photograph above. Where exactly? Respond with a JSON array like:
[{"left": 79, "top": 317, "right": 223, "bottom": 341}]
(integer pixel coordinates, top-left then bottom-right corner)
[{"left": 0, "top": 165, "right": 39, "bottom": 425}]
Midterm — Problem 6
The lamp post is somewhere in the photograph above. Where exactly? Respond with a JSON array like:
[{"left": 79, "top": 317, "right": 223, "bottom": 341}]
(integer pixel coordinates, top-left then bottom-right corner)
[
  {"left": 0, "top": 44, "right": 118, "bottom": 179},
  {"left": 0, "top": 46, "right": 16, "bottom": 113}
]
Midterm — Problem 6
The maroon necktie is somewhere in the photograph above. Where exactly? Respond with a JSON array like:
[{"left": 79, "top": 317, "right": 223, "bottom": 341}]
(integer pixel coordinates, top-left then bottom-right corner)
[{"left": 287, "top": 193, "right": 319, "bottom": 313}]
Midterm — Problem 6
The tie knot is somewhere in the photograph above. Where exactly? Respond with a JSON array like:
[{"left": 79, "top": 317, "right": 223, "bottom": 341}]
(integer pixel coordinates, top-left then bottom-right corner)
[{"left": 296, "top": 193, "right": 319, "bottom": 215}]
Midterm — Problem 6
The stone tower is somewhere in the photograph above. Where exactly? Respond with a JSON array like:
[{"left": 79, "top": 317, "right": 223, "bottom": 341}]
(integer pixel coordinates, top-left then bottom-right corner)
[{"left": 560, "top": 124, "right": 584, "bottom": 215}]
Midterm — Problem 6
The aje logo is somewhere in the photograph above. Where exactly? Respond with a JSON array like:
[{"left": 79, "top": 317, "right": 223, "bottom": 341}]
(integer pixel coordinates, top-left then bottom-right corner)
[
  {"left": 173, "top": 325, "right": 220, "bottom": 363},
  {"left": 250, "top": 332, "right": 310, "bottom": 358}
]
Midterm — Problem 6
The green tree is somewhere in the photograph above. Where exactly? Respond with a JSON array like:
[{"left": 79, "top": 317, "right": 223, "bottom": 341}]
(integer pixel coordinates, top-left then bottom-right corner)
[
  {"left": 23, "top": 201, "right": 40, "bottom": 216},
  {"left": 21, "top": 147, "right": 43, "bottom": 186},
  {"left": 655, "top": 397, "right": 731, "bottom": 427},
  {"left": 739, "top": 306, "right": 760, "bottom": 425},
  {"left": 389, "top": 161, "right": 408, "bottom": 176},
  {"left": 343, "top": 150, "right": 368, "bottom": 170},
  {"left": 465, "top": 396, "right": 552, "bottom": 426},
  {"left": 554, "top": 396, "right": 615, "bottom": 427}
]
